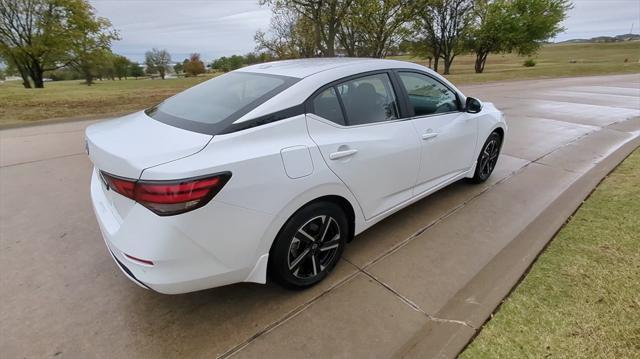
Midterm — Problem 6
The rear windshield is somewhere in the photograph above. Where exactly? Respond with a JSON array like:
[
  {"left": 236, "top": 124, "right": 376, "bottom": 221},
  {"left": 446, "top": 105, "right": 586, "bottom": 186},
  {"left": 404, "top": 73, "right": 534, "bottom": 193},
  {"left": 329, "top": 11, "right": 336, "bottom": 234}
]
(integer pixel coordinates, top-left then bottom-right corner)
[{"left": 146, "top": 72, "right": 298, "bottom": 134}]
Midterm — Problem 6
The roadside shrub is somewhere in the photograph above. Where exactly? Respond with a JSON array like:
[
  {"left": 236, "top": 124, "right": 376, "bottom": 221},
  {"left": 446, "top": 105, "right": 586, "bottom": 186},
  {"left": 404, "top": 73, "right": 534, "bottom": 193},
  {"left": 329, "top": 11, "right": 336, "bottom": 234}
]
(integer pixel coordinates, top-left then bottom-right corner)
[{"left": 523, "top": 59, "right": 537, "bottom": 67}]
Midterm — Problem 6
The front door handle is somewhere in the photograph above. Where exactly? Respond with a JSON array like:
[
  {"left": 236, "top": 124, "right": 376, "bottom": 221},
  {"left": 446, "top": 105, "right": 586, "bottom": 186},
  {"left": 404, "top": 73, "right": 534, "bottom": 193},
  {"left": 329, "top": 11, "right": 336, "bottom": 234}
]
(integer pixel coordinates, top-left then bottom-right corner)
[
  {"left": 422, "top": 132, "right": 439, "bottom": 140},
  {"left": 329, "top": 149, "right": 358, "bottom": 160}
]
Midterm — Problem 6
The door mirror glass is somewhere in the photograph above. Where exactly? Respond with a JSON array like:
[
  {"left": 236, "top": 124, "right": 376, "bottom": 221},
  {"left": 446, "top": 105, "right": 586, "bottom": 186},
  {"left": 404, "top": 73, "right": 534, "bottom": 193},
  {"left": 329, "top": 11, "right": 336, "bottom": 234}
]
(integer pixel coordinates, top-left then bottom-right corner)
[{"left": 465, "top": 97, "right": 483, "bottom": 113}]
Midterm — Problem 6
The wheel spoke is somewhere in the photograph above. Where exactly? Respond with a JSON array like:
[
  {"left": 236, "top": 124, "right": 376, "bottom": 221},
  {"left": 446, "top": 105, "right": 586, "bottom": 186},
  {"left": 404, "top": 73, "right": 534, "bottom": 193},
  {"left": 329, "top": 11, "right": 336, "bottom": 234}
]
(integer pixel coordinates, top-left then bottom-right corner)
[
  {"left": 289, "top": 248, "right": 311, "bottom": 271},
  {"left": 318, "top": 216, "right": 332, "bottom": 243},
  {"left": 481, "top": 157, "right": 490, "bottom": 174},
  {"left": 311, "top": 254, "right": 320, "bottom": 276},
  {"left": 297, "top": 228, "right": 316, "bottom": 243},
  {"left": 320, "top": 234, "right": 340, "bottom": 251}
]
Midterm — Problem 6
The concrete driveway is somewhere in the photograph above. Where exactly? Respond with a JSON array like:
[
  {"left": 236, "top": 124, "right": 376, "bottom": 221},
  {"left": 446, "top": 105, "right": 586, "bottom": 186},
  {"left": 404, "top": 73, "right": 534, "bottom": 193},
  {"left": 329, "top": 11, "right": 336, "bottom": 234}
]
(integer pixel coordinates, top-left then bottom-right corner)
[{"left": 1, "top": 74, "right": 639, "bottom": 358}]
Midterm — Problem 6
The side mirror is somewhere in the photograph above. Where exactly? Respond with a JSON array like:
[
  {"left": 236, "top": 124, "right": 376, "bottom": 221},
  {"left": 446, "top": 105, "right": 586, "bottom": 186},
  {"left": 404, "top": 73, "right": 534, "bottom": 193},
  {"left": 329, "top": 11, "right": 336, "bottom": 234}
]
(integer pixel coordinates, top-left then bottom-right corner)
[{"left": 465, "top": 97, "right": 483, "bottom": 113}]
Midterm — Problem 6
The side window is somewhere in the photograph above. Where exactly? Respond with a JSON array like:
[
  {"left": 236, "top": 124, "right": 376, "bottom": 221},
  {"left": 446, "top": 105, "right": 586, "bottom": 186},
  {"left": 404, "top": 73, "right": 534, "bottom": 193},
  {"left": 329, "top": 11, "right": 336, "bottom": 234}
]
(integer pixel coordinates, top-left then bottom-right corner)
[
  {"left": 338, "top": 73, "right": 399, "bottom": 126},
  {"left": 311, "top": 87, "right": 345, "bottom": 125},
  {"left": 398, "top": 72, "right": 459, "bottom": 116}
]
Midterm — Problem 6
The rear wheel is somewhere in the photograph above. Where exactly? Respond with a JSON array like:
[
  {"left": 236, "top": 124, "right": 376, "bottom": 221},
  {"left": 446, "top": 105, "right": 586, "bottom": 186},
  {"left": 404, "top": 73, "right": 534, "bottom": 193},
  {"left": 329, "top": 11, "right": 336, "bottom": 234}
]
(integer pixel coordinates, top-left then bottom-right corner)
[
  {"left": 470, "top": 131, "right": 502, "bottom": 183},
  {"left": 269, "top": 202, "right": 347, "bottom": 288}
]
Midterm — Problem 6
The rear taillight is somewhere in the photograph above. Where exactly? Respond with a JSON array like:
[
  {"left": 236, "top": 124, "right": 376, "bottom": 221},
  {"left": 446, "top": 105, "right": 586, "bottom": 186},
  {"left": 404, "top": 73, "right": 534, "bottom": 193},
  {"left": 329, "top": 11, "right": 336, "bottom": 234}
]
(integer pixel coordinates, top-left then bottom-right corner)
[{"left": 100, "top": 171, "right": 231, "bottom": 216}]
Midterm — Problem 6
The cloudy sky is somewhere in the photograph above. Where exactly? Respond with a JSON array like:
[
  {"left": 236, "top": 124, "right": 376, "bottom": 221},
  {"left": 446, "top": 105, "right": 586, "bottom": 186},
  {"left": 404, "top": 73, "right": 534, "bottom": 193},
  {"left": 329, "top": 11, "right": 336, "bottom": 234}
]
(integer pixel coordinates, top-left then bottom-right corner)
[{"left": 89, "top": 0, "right": 640, "bottom": 62}]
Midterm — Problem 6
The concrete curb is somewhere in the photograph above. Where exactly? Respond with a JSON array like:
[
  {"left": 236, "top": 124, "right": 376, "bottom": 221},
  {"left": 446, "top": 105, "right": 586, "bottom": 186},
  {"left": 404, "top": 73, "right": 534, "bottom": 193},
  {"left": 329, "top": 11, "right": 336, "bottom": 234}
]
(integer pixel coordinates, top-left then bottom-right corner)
[{"left": 394, "top": 133, "right": 640, "bottom": 358}]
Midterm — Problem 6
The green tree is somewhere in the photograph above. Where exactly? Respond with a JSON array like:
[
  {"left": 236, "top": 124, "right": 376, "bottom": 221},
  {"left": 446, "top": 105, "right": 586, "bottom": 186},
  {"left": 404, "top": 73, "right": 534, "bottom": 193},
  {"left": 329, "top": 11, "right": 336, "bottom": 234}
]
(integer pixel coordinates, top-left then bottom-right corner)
[
  {"left": 128, "top": 62, "right": 144, "bottom": 79},
  {"left": 469, "top": 0, "right": 571, "bottom": 73},
  {"left": 211, "top": 55, "right": 246, "bottom": 72},
  {"left": 173, "top": 61, "right": 184, "bottom": 75},
  {"left": 0, "top": 0, "right": 118, "bottom": 88},
  {"left": 183, "top": 53, "right": 205, "bottom": 77},
  {"left": 113, "top": 55, "right": 131, "bottom": 80},
  {"left": 144, "top": 48, "right": 171, "bottom": 79}
]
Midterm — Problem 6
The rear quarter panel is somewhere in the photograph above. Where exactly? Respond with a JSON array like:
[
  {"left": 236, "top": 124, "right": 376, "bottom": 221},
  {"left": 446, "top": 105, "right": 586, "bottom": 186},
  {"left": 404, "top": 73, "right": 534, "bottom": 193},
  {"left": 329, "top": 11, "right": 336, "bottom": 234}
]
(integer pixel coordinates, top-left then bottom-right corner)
[{"left": 140, "top": 115, "right": 364, "bottom": 269}]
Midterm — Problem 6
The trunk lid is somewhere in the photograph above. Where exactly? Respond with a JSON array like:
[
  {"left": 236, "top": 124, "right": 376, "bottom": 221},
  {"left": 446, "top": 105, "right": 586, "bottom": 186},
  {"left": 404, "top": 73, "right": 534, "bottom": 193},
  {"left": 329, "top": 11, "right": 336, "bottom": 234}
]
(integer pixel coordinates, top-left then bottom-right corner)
[
  {"left": 85, "top": 111, "right": 212, "bottom": 179},
  {"left": 86, "top": 112, "right": 212, "bottom": 220}
]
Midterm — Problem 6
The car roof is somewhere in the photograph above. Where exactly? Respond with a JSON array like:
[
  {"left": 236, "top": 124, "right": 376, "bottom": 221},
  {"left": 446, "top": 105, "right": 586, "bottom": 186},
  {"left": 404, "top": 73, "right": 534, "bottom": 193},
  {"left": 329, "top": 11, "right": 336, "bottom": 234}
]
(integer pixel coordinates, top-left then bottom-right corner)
[
  {"left": 236, "top": 58, "right": 422, "bottom": 79},
  {"left": 231, "top": 58, "right": 464, "bottom": 126}
]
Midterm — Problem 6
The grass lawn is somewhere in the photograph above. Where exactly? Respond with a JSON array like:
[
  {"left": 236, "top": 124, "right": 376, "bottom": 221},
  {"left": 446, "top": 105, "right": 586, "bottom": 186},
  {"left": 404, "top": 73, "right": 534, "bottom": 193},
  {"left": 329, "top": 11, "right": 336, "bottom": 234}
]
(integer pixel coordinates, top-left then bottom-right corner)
[
  {"left": 393, "top": 40, "right": 640, "bottom": 84},
  {"left": 0, "top": 41, "right": 639, "bottom": 127},
  {"left": 0, "top": 75, "right": 213, "bottom": 128},
  {"left": 460, "top": 149, "right": 640, "bottom": 358}
]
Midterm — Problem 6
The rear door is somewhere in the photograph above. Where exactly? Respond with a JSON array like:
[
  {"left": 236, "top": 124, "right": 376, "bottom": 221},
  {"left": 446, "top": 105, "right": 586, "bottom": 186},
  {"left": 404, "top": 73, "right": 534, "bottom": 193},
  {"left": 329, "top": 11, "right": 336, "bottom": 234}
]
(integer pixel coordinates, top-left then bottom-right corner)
[
  {"left": 306, "top": 72, "right": 420, "bottom": 220},
  {"left": 394, "top": 71, "right": 478, "bottom": 195}
]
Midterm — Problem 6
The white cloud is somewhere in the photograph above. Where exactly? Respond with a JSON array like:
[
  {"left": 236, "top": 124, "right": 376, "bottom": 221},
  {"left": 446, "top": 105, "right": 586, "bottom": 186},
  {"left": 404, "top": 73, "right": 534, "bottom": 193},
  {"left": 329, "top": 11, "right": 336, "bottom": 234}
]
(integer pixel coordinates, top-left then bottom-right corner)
[{"left": 90, "top": 0, "right": 640, "bottom": 61}]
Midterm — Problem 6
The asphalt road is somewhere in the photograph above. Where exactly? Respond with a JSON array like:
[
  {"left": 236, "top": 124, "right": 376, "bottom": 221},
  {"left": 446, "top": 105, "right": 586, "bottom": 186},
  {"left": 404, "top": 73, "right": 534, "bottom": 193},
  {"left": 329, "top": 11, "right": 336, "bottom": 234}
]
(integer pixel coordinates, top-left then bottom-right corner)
[{"left": 1, "top": 74, "right": 639, "bottom": 358}]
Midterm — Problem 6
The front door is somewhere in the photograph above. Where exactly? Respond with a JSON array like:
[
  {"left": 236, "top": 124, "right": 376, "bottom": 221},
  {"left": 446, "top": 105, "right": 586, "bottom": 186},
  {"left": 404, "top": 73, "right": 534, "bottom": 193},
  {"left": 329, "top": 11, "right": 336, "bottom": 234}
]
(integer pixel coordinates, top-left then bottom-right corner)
[{"left": 395, "top": 71, "right": 478, "bottom": 195}]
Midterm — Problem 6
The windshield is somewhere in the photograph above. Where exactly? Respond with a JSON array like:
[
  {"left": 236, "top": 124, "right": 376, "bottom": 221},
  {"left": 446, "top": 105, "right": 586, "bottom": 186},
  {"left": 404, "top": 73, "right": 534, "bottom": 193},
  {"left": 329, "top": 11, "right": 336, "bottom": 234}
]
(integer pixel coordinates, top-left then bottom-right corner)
[{"left": 146, "top": 72, "right": 299, "bottom": 134}]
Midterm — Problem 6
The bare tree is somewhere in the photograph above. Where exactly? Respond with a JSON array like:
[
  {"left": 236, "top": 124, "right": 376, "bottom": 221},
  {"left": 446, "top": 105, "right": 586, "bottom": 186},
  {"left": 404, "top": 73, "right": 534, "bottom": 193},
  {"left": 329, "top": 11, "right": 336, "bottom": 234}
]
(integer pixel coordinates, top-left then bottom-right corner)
[
  {"left": 145, "top": 48, "right": 171, "bottom": 79},
  {"left": 260, "top": 0, "right": 354, "bottom": 57},
  {"left": 414, "top": 0, "right": 474, "bottom": 74},
  {"left": 255, "top": 7, "right": 316, "bottom": 58},
  {"left": 338, "top": 0, "right": 417, "bottom": 58}
]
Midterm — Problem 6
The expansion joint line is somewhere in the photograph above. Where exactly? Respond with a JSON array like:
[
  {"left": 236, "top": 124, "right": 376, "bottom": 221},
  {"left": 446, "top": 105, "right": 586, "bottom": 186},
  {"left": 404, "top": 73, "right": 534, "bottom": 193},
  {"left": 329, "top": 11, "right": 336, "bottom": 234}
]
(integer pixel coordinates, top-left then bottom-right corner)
[{"left": 344, "top": 258, "right": 476, "bottom": 331}]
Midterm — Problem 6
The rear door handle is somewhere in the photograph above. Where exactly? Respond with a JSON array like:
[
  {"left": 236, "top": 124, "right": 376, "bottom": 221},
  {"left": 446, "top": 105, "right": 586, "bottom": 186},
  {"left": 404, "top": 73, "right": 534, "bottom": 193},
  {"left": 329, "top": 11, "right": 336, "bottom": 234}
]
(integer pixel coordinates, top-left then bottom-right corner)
[
  {"left": 329, "top": 149, "right": 358, "bottom": 160},
  {"left": 422, "top": 132, "right": 439, "bottom": 140}
]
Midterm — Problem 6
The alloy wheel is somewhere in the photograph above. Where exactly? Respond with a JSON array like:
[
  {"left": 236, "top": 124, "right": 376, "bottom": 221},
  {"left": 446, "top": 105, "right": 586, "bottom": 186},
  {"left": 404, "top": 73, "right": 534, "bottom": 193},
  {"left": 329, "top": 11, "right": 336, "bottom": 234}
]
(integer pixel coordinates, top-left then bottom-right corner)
[
  {"left": 287, "top": 215, "right": 341, "bottom": 279},
  {"left": 479, "top": 137, "right": 500, "bottom": 179}
]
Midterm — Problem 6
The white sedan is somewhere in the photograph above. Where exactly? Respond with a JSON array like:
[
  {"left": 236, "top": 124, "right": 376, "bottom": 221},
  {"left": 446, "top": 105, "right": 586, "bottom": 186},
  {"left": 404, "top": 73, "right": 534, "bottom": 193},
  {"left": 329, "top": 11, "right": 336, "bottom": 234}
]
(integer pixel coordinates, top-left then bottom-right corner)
[{"left": 86, "top": 58, "right": 506, "bottom": 294}]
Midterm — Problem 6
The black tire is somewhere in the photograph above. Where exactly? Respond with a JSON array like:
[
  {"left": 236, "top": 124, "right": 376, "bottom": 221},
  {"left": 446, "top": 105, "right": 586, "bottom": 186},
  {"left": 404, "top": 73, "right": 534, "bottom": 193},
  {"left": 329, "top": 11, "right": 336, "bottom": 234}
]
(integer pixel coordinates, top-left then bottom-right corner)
[
  {"left": 469, "top": 131, "right": 502, "bottom": 184},
  {"left": 268, "top": 201, "right": 348, "bottom": 289}
]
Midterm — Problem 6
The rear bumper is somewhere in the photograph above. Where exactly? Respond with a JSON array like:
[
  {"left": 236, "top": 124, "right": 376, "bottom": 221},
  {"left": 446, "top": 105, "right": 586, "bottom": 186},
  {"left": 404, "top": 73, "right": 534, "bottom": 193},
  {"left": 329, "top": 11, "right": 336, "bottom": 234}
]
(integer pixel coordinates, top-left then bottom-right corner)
[
  {"left": 107, "top": 249, "right": 150, "bottom": 290},
  {"left": 90, "top": 168, "right": 275, "bottom": 294}
]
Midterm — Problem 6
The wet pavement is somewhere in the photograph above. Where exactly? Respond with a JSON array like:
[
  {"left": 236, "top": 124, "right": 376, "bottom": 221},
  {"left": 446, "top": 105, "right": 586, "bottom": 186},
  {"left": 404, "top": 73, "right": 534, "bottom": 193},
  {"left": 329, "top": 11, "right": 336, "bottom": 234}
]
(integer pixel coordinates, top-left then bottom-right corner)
[{"left": 1, "top": 74, "right": 639, "bottom": 358}]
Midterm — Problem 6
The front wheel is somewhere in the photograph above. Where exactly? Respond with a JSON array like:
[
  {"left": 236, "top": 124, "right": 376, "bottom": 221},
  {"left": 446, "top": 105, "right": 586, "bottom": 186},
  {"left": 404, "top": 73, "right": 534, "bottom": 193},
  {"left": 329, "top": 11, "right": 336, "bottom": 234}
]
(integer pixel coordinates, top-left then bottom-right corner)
[
  {"left": 269, "top": 202, "right": 348, "bottom": 289},
  {"left": 470, "top": 132, "right": 502, "bottom": 183}
]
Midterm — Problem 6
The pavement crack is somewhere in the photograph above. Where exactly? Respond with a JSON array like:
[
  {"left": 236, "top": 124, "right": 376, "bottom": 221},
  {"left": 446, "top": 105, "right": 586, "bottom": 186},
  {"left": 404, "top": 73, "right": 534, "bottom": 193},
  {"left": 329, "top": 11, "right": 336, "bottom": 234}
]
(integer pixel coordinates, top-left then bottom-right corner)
[
  {"left": 428, "top": 316, "right": 476, "bottom": 330},
  {"left": 357, "top": 267, "right": 427, "bottom": 316},
  {"left": 349, "top": 261, "right": 477, "bottom": 331},
  {"left": 218, "top": 267, "right": 361, "bottom": 358},
  {"left": 0, "top": 152, "right": 86, "bottom": 168}
]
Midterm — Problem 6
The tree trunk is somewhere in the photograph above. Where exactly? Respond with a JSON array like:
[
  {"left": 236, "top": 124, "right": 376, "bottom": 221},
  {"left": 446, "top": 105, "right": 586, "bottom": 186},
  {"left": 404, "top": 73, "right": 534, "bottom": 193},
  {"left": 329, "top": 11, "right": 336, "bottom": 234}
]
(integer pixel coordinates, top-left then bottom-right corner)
[
  {"left": 432, "top": 47, "right": 440, "bottom": 72},
  {"left": 324, "top": 29, "right": 336, "bottom": 57},
  {"left": 427, "top": 57, "right": 432, "bottom": 68},
  {"left": 17, "top": 66, "right": 32, "bottom": 88},
  {"left": 159, "top": 68, "right": 166, "bottom": 79},
  {"left": 30, "top": 70, "right": 44, "bottom": 88},
  {"left": 28, "top": 62, "right": 44, "bottom": 88},
  {"left": 443, "top": 54, "right": 456, "bottom": 75},
  {"left": 443, "top": 58, "right": 451, "bottom": 75},
  {"left": 474, "top": 51, "right": 489, "bottom": 73}
]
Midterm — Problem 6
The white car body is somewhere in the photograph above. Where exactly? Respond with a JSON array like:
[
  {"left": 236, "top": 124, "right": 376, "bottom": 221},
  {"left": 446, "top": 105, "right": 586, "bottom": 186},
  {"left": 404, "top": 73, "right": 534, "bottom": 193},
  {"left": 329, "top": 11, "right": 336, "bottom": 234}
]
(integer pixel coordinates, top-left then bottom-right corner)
[{"left": 86, "top": 58, "right": 506, "bottom": 294}]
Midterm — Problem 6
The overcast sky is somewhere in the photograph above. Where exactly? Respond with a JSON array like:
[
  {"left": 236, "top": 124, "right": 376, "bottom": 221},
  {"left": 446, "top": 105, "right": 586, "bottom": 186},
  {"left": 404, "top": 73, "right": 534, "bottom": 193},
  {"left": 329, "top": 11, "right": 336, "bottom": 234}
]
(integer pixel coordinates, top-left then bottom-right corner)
[{"left": 89, "top": 0, "right": 640, "bottom": 62}]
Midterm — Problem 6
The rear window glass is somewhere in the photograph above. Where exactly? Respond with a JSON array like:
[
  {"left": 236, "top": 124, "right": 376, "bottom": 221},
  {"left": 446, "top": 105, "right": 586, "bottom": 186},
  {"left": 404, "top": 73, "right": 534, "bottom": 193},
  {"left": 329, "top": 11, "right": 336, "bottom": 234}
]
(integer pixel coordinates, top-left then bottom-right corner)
[
  {"left": 312, "top": 87, "right": 345, "bottom": 125},
  {"left": 147, "top": 72, "right": 298, "bottom": 134},
  {"left": 337, "top": 73, "right": 399, "bottom": 126}
]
